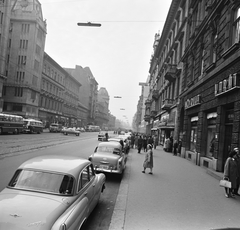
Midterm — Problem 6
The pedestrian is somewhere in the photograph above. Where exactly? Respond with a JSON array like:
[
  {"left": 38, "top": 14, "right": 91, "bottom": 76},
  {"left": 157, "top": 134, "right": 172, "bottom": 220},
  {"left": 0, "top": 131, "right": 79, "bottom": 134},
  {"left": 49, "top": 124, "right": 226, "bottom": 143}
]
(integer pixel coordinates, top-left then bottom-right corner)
[
  {"left": 223, "top": 149, "right": 239, "bottom": 198},
  {"left": 105, "top": 132, "right": 109, "bottom": 141},
  {"left": 138, "top": 135, "right": 143, "bottom": 153},
  {"left": 142, "top": 144, "right": 153, "bottom": 174},
  {"left": 173, "top": 139, "right": 178, "bottom": 156},
  {"left": 147, "top": 135, "right": 153, "bottom": 146},
  {"left": 233, "top": 147, "right": 240, "bottom": 196},
  {"left": 143, "top": 136, "right": 148, "bottom": 152},
  {"left": 165, "top": 137, "right": 170, "bottom": 152},
  {"left": 134, "top": 135, "right": 138, "bottom": 149},
  {"left": 177, "top": 139, "right": 182, "bottom": 156},
  {"left": 130, "top": 134, "right": 135, "bottom": 148},
  {"left": 153, "top": 135, "right": 158, "bottom": 149}
]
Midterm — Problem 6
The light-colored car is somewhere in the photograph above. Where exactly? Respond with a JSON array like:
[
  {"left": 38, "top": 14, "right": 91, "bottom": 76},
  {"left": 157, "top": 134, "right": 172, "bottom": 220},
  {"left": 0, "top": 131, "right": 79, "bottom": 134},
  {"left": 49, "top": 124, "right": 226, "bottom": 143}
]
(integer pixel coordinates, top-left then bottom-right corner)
[
  {"left": 0, "top": 155, "right": 106, "bottom": 230},
  {"left": 98, "top": 132, "right": 107, "bottom": 141},
  {"left": 49, "top": 123, "right": 62, "bottom": 132},
  {"left": 108, "top": 136, "right": 130, "bottom": 154},
  {"left": 89, "top": 141, "right": 127, "bottom": 175},
  {"left": 62, "top": 127, "right": 80, "bottom": 136}
]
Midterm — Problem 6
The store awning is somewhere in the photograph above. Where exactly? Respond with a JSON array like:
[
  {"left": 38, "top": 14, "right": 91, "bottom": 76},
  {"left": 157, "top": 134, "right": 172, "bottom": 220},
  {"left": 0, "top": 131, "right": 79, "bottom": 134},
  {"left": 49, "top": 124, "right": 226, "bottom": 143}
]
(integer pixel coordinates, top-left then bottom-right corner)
[
  {"left": 207, "top": 112, "right": 217, "bottom": 119},
  {"left": 151, "top": 128, "right": 158, "bottom": 131},
  {"left": 191, "top": 116, "right": 199, "bottom": 122}
]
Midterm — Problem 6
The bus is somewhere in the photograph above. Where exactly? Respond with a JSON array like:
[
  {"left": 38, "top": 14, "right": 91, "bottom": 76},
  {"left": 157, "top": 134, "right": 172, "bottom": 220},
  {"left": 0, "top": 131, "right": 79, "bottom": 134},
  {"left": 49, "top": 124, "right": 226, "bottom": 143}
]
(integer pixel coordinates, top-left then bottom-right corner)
[
  {"left": 86, "top": 125, "right": 101, "bottom": 132},
  {"left": 0, "top": 113, "right": 24, "bottom": 134},
  {"left": 23, "top": 119, "right": 43, "bottom": 134}
]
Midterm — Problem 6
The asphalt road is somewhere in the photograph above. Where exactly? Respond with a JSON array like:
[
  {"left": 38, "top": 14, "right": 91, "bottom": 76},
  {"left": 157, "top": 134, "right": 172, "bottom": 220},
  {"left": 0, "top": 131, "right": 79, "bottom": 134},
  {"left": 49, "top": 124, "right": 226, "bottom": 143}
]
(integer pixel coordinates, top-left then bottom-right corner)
[{"left": 0, "top": 131, "right": 121, "bottom": 230}]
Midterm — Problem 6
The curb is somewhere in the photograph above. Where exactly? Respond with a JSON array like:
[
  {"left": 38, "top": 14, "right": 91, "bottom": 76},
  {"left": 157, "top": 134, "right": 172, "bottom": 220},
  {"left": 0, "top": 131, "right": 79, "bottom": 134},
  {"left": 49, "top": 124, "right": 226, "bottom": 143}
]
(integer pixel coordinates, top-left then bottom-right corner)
[{"left": 108, "top": 153, "right": 132, "bottom": 230}]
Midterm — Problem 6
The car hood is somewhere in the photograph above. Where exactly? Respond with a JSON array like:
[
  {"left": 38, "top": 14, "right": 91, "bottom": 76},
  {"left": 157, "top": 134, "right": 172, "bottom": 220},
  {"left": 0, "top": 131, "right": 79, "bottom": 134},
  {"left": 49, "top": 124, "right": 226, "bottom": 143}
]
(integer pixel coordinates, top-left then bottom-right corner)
[{"left": 0, "top": 188, "right": 73, "bottom": 230}]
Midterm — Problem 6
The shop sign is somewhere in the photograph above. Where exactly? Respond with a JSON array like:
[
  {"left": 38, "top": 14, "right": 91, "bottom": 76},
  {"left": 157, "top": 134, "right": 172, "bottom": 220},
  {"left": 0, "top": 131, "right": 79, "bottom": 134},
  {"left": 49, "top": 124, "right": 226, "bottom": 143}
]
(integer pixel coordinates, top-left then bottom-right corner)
[
  {"left": 215, "top": 73, "right": 240, "bottom": 96},
  {"left": 185, "top": 95, "right": 201, "bottom": 109}
]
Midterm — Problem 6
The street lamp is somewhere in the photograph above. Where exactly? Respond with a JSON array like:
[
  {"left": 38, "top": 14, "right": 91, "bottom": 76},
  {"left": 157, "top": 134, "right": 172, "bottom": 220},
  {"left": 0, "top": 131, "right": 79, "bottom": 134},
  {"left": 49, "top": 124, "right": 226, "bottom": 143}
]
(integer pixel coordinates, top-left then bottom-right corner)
[
  {"left": 77, "top": 22, "right": 101, "bottom": 27},
  {"left": 120, "top": 108, "right": 125, "bottom": 110},
  {"left": 113, "top": 96, "right": 122, "bottom": 98}
]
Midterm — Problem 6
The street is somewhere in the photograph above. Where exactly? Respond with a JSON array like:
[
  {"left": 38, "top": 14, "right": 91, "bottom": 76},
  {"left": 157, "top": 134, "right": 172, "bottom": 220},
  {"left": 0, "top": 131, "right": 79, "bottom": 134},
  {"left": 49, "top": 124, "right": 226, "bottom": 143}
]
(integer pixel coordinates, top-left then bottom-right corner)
[{"left": 0, "top": 131, "right": 121, "bottom": 230}]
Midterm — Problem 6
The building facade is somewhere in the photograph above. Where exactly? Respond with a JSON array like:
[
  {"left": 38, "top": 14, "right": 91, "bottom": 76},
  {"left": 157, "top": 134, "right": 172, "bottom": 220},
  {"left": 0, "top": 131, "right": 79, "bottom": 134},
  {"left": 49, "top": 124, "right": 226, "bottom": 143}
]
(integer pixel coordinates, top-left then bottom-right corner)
[
  {"left": 65, "top": 65, "right": 98, "bottom": 126},
  {"left": 145, "top": 0, "right": 188, "bottom": 146},
  {"left": 0, "top": 0, "right": 10, "bottom": 112},
  {"left": 2, "top": 0, "right": 46, "bottom": 118},
  {"left": 178, "top": 0, "right": 240, "bottom": 172},
  {"left": 95, "top": 87, "right": 109, "bottom": 129},
  {"left": 145, "top": 0, "right": 240, "bottom": 173}
]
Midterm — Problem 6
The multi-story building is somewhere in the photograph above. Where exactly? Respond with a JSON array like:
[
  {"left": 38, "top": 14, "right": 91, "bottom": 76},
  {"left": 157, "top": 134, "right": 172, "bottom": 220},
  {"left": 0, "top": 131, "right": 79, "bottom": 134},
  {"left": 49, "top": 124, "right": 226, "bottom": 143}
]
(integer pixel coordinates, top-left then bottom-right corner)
[
  {"left": 145, "top": 0, "right": 188, "bottom": 146},
  {"left": 136, "top": 82, "right": 149, "bottom": 134},
  {"left": 95, "top": 87, "right": 109, "bottom": 128},
  {"left": 65, "top": 65, "right": 98, "bottom": 126},
  {"left": 0, "top": 0, "right": 10, "bottom": 112},
  {"left": 145, "top": 0, "right": 240, "bottom": 173},
  {"left": 2, "top": 0, "right": 46, "bottom": 118},
  {"left": 178, "top": 0, "right": 240, "bottom": 172},
  {"left": 39, "top": 53, "right": 81, "bottom": 128}
]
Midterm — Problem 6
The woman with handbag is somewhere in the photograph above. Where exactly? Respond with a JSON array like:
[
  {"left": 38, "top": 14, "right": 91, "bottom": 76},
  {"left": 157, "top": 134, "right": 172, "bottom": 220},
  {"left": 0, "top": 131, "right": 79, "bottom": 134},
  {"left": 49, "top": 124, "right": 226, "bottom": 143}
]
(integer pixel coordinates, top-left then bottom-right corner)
[
  {"left": 223, "top": 149, "right": 239, "bottom": 198},
  {"left": 142, "top": 144, "right": 153, "bottom": 174}
]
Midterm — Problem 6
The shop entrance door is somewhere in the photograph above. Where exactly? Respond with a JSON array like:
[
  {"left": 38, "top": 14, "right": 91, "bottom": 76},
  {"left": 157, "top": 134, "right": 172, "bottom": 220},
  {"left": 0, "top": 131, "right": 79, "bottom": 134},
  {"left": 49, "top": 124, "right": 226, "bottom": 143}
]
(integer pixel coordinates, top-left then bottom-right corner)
[{"left": 222, "top": 124, "right": 233, "bottom": 169}]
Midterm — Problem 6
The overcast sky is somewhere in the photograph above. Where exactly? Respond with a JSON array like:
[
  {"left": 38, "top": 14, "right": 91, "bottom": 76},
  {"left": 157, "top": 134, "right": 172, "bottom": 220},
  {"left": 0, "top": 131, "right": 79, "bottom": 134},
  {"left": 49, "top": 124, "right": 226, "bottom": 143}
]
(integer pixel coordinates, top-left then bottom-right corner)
[{"left": 40, "top": 0, "right": 172, "bottom": 124}]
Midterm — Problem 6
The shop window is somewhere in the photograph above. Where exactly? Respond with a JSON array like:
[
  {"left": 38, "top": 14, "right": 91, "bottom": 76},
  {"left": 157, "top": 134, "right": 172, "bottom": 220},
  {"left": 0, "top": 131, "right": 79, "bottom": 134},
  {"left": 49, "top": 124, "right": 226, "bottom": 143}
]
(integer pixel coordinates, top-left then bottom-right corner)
[
  {"left": 190, "top": 127, "right": 197, "bottom": 152},
  {"left": 206, "top": 112, "right": 217, "bottom": 158}
]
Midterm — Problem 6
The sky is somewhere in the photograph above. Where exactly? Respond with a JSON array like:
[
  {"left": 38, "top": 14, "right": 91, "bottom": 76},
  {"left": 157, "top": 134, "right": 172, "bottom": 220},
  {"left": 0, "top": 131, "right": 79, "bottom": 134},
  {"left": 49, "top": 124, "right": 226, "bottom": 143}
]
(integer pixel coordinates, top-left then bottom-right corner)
[{"left": 40, "top": 0, "right": 172, "bottom": 124}]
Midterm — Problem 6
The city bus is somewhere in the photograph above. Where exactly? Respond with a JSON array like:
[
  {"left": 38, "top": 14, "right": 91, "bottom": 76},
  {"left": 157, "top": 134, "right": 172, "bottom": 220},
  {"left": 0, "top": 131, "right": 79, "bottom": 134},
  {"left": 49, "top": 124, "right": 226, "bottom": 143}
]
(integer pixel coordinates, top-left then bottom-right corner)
[
  {"left": 23, "top": 119, "right": 43, "bottom": 134},
  {"left": 86, "top": 125, "right": 101, "bottom": 132},
  {"left": 0, "top": 113, "right": 24, "bottom": 134}
]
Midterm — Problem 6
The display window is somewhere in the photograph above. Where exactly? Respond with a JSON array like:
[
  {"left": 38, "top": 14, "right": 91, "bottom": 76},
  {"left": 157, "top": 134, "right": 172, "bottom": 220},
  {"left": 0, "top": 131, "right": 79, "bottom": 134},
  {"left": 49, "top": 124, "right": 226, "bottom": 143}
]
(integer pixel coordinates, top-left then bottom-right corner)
[
  {"left": 190, "top": 116, "right": 198, "bottom": 152},
  {"left": 206, "top": 113, "right": 217, "bottom": 158}
]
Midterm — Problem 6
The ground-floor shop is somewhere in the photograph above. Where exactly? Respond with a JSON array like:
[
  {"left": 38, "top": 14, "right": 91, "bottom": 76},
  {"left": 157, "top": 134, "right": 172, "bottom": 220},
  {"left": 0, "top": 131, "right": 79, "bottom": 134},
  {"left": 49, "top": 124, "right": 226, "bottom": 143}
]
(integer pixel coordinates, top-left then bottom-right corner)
[{"left": 179, "top": 71, "right": 240, "bottom": 172}]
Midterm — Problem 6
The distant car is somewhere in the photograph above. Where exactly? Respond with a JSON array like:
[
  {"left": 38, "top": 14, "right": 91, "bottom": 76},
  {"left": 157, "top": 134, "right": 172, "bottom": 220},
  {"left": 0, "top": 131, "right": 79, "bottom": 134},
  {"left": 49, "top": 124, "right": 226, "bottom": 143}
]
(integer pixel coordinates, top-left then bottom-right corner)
[
  {"left": 89, "top": 141, "right": 127, "bottom": 175},
  {"left": 49, "top": 123, "right": 62, "bottom": 132},
  {"left": 108, "top": 136, "right": 130, "bottom": 154},
  {"left": 98, "top": 132, "right": 108, "bottom": 141},
  {"left": 62, "top": 127, "right": 80, "bottom": 136},
  {"left": 0, "top": 155, "right": 106, "bottom": 230}
]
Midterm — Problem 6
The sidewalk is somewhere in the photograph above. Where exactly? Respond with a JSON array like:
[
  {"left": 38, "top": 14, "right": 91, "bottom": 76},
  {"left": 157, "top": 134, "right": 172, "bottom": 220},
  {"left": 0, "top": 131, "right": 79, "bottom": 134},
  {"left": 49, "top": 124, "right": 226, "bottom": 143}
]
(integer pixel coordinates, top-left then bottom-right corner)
[{"left": 108, "top": 146, "right": 225, "bottom": 230}]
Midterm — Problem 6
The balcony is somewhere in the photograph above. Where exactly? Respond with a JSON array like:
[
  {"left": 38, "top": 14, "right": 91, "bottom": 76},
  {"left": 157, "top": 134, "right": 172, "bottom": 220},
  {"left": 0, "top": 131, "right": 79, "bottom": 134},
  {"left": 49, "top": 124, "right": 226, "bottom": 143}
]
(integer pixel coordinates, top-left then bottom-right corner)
[
  {"left": 164, "top": 64, "right": 177, "bottom": 82},
  {"left": 145, "top": 99, "right": 151, "bottom": 109},
  {"left": 144, "top": 114, "right": 150, "bottom": 122},
  {"left": 150, "top": 110, "right": 157, "bottom": 118},
  {"left": 152, "top": 90, "right": 159, "bottom": 100},
  {"left": 161, "top": 99, "right": 174, "bottom": 110}
]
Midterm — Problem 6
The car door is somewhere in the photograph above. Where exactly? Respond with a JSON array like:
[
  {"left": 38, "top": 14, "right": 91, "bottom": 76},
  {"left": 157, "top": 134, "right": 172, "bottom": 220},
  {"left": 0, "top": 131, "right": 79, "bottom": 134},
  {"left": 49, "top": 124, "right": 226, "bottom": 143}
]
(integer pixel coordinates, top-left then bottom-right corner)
[{"left": 78, "top": 166, "right": 95, "bottom": 214}]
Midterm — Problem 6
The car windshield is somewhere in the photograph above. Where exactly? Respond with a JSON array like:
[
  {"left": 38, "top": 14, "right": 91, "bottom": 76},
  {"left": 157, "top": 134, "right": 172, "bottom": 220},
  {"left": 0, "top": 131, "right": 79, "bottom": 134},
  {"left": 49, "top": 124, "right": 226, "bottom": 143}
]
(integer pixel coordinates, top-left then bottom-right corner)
[
  {"left": 8, "top": 169, "right": 74, "bottom": 195},
  {"left": 97, "top": 146, "right": 121, "bottom": 155},
  {"left": 51, "top": 124, "right": 58, "bottom": 127}
]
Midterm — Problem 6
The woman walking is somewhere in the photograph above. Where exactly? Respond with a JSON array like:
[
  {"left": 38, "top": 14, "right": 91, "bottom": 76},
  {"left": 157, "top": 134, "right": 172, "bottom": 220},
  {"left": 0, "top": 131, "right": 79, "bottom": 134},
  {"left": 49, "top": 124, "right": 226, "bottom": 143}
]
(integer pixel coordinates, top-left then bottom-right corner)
[
  {"left": 223, "top": 149, "right": 239, "bottom": 198},
  {"left": 142, "top": 144, "right": 153, "bottom": 174}
]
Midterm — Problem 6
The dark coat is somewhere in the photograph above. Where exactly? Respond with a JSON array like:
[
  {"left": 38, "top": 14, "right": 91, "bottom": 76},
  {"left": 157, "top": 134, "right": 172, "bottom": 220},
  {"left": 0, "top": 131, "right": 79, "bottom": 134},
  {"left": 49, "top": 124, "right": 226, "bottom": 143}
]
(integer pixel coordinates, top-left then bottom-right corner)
[{"left": 224, "top": 157, "right": 238, "bottom": 189}]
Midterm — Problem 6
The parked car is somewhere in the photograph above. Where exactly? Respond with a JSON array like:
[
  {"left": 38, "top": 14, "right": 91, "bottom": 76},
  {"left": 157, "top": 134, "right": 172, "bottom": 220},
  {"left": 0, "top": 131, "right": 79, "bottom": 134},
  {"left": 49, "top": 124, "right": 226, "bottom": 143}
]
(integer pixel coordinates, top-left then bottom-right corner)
[
  {"left": 89, "top": 141, "right": 127, "bottom": 175},
  {"left": 98, "top": 132, "right": 107, "bottom": 141},
  {"left": 0, "top": 155, "right": 106, "bottom": 230},
  {"left": 108, "top": 136, "right": 130, "bottom": 154},
  {"left": 49, "top": 123, "right": 62, "bottom": 132},
  {"left": 62, "top": 127, "right": 80, "bottom": 136}
]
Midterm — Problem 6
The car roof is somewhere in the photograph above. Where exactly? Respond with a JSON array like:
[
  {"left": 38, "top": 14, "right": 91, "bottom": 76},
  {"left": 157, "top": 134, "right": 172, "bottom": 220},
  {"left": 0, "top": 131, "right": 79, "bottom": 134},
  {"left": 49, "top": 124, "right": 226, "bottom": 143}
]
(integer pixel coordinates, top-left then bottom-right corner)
[
  {"left": 98, "top": 141, "right": 122, "bottom": 148},
  {"left": 18, "top": 155, "right": 90, "bottom": 177}
]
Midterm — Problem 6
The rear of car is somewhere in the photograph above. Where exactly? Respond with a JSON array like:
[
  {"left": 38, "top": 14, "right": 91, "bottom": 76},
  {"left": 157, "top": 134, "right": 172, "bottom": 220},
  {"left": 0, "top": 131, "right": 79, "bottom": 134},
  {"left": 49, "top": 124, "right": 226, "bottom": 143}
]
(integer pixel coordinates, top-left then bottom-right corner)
[{"left": 89, "top": 142, "right": 126, "bottom": 174}]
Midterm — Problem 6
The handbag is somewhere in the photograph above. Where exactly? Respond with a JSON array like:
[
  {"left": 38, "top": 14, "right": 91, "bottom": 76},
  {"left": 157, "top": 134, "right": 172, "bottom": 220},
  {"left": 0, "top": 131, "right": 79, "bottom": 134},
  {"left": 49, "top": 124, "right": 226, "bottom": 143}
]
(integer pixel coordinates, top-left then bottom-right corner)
[{"left": 219, "top": 178, "right": 231, "bottom": 188}]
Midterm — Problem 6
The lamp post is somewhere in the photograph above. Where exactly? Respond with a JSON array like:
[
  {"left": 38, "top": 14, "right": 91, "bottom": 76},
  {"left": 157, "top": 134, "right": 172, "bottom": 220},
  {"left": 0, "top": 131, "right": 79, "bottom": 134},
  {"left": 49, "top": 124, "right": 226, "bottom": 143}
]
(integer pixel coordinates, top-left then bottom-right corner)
[{"left": 114, "top": 96, "right": 122, "bottom": 98}]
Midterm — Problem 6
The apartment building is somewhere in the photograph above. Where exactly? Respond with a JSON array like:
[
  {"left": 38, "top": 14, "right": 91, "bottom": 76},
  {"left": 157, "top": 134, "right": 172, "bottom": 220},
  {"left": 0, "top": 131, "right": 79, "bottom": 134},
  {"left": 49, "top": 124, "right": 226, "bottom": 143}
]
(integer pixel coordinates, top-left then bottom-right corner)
[
  {"left": 179, "top": 0, "right": 240, "bottom": 172},
  {"left": 145, "top": 0, "right": 188, "bottom": 145},
  {"left": 2, "top": 0, "right": 46, "bottom": 118},
  {"left": 146, "top": 0, "right": 240, "bottom": 173},
  {"left": 0, "top": 0, "right": 10, "bottom": 112}
]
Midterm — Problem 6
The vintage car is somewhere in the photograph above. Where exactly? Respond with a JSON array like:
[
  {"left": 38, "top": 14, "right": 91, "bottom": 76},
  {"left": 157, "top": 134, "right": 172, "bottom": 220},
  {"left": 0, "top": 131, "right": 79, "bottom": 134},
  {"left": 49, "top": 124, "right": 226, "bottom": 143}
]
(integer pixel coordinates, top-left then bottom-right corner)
[
  {"left": 98, "top": 132, "right": 107, "bottom": 141},
  {"left": 108, "top": 136, "right": 130, "bottom": 154},
  {"left": 62, "top": 127, "right": 80, "bottom": 136},
  {"left": 89, "top": 141, "right": 127, "bottom": 175},
  {"left": 49, "top": 123, "right": 62, "bottom": 132},
  {"left": 0, "top": 155, "right": 106, "bottom": 230}
]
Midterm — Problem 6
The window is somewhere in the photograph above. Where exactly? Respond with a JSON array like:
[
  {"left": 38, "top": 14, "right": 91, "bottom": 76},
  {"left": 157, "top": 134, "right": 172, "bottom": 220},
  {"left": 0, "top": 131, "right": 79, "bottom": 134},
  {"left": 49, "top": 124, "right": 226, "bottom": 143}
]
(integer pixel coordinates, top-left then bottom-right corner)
[
  {"left": 14, "top": 87, "right": 23, "bottom": 97},
  {"left": 233, "top": 6, "right": 240, "bottom": 44},
  {"left": 16, "top": 71, "right": 25, "bottom": 83},
  {"left": 21, "top": 24, "right": 30, "bottom": 33},
  {"left": 20, "top": 39, "right": 28, "bottom": 49},
  {"left": 78, "top": 167, "right": 89, "bottom": 191}
]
